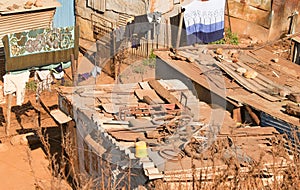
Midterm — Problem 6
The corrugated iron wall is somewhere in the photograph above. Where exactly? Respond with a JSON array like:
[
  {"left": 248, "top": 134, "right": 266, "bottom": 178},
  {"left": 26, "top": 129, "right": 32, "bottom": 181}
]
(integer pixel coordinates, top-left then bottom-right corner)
[
  {"left": 0, "top": 9, "right": 55, "bottom": 48},
  {"left": 260, "top": 112, "right": 300, "bottom": 150},
  {"left": 88, "top": 0, "right": 106, "bottom": 13},
  {"left": 53, "top": 0, "right": 75, "bottom": 27}
]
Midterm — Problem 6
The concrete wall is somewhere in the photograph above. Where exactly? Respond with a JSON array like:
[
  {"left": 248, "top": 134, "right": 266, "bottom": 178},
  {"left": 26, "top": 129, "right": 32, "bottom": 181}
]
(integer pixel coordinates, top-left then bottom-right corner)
[{"left": 155, "top": 57, "right": 235, "bottom": 111}]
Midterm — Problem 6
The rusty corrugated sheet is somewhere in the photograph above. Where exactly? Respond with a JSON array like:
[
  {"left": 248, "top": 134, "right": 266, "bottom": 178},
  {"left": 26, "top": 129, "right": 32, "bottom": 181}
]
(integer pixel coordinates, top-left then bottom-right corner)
[
  {"left": 88, "top": 0, "right": 106, "bottom": 13},
  {"left": 260, "top": 112, "right": 300, "bottom": 149},
  {"left": 0, "top": 9, "right": 55, "bottom": 47},
  {"left": 228, "top": 0, "right": 272, "bottom": 28}
]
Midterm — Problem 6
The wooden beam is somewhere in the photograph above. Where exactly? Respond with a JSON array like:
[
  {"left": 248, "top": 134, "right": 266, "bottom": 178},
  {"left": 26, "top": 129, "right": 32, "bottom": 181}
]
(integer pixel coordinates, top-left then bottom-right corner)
[
  {"left": 226, "top": 0, "right": 232, "bottom": 32},
  {"left": 148, "top": 80, "right": 183, "bottom": 109},
  {"left": 71, "top": 54, "right": 77, "bottom": 86},
  {"left": 175, "top": 9, "right": 184, "bottom": 54},
  {"left": 245, "top": 105, "right": 260, "bottom": 125},
  {"left": 5, "top": 94, "right": 12, "bottom": 136},
  {"left": 286, "top": 103, "right": 300, "bottom": 117},
  {"left": 143, "top": 95, "right": 156, "bottom": 105},
  {"left": 233, "top": 107, "right": 242, "bottom": 123}
]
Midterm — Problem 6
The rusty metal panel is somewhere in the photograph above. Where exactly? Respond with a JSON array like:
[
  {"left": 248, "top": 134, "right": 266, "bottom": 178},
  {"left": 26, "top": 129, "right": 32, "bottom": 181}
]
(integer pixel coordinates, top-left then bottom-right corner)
[
  {"left": 234, "top": 0, "right": 272, "bottom": 11},
  {"left": 228, "top": 0, "right": 272, "bottom": 28},
  {"left": 58, "top": 94, "right": 74, "bottom": 117},
  {"left": 260, "top": 112, "right": 300, "bottom": 149},
  {"left": 88, "top": 0, "right": 106, "bottom": 13},
  {"left": 0, "top": 9, "right": 55, "bottom": 47}
]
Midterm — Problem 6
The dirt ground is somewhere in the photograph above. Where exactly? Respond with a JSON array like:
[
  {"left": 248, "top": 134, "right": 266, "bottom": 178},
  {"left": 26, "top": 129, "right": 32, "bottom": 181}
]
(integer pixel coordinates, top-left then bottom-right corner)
[{"left": 0, "top": 46, "right": 145, "bottom": 189}]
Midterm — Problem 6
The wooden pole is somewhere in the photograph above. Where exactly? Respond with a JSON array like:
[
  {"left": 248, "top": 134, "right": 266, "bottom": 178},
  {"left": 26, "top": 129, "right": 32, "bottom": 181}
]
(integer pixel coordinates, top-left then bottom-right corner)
[
  {"left": 5, "top": 94, "right": 12, "bottom": 136},
  {"left": 175, "top": 9, "right": 184, "bottom": 54},
  {"left": 226, "top": 0, "right": 232, "bottom": 32},
  {"left": 71, "top": 54, "right": 77, "bottom": 86},
  {"left": 112, "top": 32, "right": 117, "bottom": 81}
]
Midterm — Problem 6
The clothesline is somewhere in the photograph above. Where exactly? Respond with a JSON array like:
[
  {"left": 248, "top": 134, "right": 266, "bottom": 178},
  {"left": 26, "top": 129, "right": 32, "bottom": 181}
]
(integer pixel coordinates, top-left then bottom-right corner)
[{"left": 3, "top": 61, "right": 70, "bottom": 106}]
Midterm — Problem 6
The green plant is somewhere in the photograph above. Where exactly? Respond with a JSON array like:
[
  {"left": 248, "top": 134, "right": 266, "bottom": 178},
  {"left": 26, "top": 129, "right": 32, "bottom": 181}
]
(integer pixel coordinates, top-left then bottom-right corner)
[
  {"left": 26, "top": 80, "right": 37, "bottom": 91},
  {"left": 133, "top": 65, "right": 145, "bottom": 74},
  {"left": 226, "top": 29, "right": 239, "bottom": 45},
  {"left": 211, "top": 28, "right": 239, "bottom": 45},
  {"left": 142, "top": 50, "right": 156, "bottom": 68}
]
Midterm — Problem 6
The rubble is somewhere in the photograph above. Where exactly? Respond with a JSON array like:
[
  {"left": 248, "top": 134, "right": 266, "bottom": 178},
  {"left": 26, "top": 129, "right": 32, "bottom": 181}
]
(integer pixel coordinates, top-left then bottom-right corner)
[
  {"left": 243, "top": 70, "right": 258, "bottom": 79},
  {"left": 0, "top": 0, "right": 58, "bottom": 12}
]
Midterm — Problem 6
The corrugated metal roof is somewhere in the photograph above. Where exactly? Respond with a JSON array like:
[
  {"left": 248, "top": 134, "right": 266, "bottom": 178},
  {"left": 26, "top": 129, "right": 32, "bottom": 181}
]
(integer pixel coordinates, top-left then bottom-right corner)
[
  {"left": 0, "top": 0, "right": 60, "bottom": 13},
  {"left": 0, "top": 9, "right": 55, "bottom": 47},
  {"left": 88, "top": 0, "right": 106, "bottom": 13}
]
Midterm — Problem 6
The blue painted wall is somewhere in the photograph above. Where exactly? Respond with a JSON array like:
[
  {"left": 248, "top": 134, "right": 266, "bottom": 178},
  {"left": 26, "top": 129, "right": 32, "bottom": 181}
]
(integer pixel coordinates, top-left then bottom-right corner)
[{"left": 53, "top": 0, "right": 75, "bottom": 27}]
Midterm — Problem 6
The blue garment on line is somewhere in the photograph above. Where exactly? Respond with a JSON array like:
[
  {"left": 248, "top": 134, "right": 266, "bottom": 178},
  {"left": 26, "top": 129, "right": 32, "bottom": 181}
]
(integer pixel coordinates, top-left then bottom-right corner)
[{"left": 183, "top": 0, "right": 226, "bottom": 44}]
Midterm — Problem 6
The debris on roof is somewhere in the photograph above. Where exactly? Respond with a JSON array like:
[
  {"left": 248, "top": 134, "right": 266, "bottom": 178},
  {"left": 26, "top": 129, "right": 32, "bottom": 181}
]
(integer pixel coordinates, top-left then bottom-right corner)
[
  {"left": 0, "top": 0, "right": 60, "bottom": 13},
  {"left": 58, "top": 79, "right": 292, "bottom": 187}
]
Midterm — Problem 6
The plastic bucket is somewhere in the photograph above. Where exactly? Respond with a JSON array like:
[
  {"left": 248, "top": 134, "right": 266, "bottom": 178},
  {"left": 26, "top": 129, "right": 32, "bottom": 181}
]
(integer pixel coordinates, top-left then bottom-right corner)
[{"left": 135, "top": 141, "right": 148, "bottom": 158}]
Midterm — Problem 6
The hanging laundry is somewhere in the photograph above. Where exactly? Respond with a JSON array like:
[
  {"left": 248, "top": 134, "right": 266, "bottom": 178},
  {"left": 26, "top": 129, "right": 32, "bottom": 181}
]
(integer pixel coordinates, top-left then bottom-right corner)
[
  {"left": 91, "top": 66, "right": 102, "bottom": 78},
  {"left": 52, "top": 63, "right": 65, "bottom": 85},
  {"left": 3, "top": 70, "right": 30, "bottom": 106},
  {"left": 115, "top": 26, "right": 126, "bottom": 42},
  {"left": 34, "top": 70, "right": 53, "bottom": 100},
  {"left": 148, "top": 11, "right": 162, "bottom": 38},
  {"left": 78, "top": 66, "right": 102, "bottom": 82},
  {"left": 183, "top": 0, "right": 226, "bottom": 45},
  {"left": 124, "top": 12, "right": 162, "bottom": 48}
]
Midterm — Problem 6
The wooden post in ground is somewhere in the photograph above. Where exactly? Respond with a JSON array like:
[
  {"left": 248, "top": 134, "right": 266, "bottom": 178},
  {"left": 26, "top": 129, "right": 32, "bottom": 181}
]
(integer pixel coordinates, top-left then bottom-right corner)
[
  {"left": 111, "top": 31, "right": 118, "bottom": 81},
  {"left": 226, "top": 0, "right": 232, "bottom": 32},
  {"left": 175, "top": 9, "right": 184, "bottom": 54},
  {"left": 71, "top": 54, "right": 77, "bottom": 86},
  {"left": 5, "top": 94, "right": 12, "bottom": 136}
]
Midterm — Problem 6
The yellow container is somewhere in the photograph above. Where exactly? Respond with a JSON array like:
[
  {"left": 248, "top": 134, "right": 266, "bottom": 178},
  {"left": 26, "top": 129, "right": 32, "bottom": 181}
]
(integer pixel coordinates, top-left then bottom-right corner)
[{"left": 135, "top": 141, "right": 148, "bottom": 158}]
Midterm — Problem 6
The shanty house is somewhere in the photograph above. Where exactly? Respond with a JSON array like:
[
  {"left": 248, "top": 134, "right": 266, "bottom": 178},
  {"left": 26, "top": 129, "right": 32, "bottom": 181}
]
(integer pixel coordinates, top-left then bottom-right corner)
[
  {"left": 76, "top": 0, "right": 300, "bottom": 45},
  {"left": 0, "top": 0, "right": 61, "bottom": 75},
  {"left": 57, "top": 79, "right": 293, "bottom": 188}
]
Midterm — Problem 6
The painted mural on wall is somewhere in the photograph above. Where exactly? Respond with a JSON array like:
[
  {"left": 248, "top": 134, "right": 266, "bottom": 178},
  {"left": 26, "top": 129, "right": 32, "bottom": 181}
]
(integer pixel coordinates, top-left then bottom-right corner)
[
  {"left": 2, "top": 26, "right": 79, "bottom": 71},
  {"left": 8, "top": 26, "right": 75, "bottom": 57}
]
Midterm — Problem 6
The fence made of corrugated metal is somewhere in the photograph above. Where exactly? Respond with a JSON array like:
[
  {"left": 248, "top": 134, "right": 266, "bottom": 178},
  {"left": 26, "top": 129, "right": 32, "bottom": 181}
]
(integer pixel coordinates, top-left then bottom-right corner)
[
  {"left": 0, "top": 9, "right": 55, "bottom": 47},
  {"left": 261, "top": 112, "right": 300, "bottom": 150}
]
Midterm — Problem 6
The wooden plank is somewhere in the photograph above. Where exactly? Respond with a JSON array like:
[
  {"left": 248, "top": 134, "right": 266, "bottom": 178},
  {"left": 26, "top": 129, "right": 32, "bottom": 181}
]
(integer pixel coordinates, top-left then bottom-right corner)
[
  {"left": 143, "top": 96, "right": 156, "bottom": 105},
  {"left": 148, "top": 80, "right": 183, "bottom": 109},
  {"left": 50, "top": 109, "right": 72, "bottom": 124},
  {"left": 234, "top": 57, "right": 291, "bottom": 92},
  {"left": 134, "top": 89, "right": 164, "bottom": 104},
  {"left": 215, "top": 60, "right": 280, "bottom": 102},
  {"left": 106, "top": 129, "right": 145, "bottom": 142},
  {"left": 286, "top": 103, "right": 300, "bottom": 117},
  {"left": 138, "top": 81, "right": 152, "bottom": 90},
  {"left": 289, "top": 93, "right": 300, "bottom": 103},
  {"left": 233, "top": 107, "right": 242, "bottom": 123},
  {"left": 102, "top": 104, "right": 121, "bottom": 114},
  {"left": 245, "top": 105, "right": 260, "bottom": 125}
]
